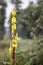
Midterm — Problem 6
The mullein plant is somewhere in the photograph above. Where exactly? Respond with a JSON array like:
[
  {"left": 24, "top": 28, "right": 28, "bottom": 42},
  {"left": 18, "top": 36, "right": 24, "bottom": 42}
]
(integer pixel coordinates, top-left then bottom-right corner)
[{"left": 9, "top": 10, "right": 18, "bottom": 65}]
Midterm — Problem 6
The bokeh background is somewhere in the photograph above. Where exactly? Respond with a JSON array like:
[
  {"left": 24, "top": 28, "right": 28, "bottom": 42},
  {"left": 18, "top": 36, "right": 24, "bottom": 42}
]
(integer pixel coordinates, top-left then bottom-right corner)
[{"left": 0, "top": 0, "right": 43, "bottom": 65}]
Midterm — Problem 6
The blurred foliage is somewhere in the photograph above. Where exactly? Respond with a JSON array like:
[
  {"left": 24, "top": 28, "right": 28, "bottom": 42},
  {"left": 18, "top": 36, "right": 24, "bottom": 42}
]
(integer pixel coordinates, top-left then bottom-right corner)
[
  {"left": 15, "top": 0, "right": 43, "bottom": 38},
  {"left": 0, "top": 0, "right": 6, "bottom": 40},
  {"left": 0, "top": 0, "right": 43, "bottom": 39},
  {"left": 0, "top": 38, "right": 43, "bottom": 65},
  {"left": 0, "top": 0, "right": 43, "bottom": 65},
  {"left": 16, "top": 38, "right": 42, "bottom": 65}
]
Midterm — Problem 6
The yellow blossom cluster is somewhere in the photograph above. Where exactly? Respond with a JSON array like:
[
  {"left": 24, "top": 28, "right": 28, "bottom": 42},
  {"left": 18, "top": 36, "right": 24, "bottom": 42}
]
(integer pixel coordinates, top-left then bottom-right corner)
[{"left": 9, "top": 10, "right": 18, "bottom": 54}]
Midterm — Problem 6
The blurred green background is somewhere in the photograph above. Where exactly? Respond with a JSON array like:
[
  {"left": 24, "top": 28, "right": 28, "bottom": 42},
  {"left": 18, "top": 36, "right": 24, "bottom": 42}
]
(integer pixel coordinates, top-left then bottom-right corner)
[{"left": 0, "top": 0, "right": 43, "bottom": 65}]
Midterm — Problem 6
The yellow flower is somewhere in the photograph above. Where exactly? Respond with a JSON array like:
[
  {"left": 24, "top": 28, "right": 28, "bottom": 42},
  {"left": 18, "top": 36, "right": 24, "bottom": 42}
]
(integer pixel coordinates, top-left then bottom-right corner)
[
  {"left": 12, "top": 39, "right": 17, "bottom": 43},
  {"left": 11, "top": 17, "right": 16, "bottom": 23},
  {"left": 12, "top": 35, "right": 13, "bottom": 37},
  {"left": 15, "top": 33, "right": 18, "bottom": 40},
  {"left": 9, "top": 47, "right": 12, "bottom": 54},
  {"left": 12, "top": 43, "right": 17, "bottom": 47},
  {"left": 12, "top": 25, "right": 14, "bottom": 33},
  {"left": 9, "top": 44, "right": 13, "bottom": 54},
  {"left": 13, "top": 24, "right": 16, "bottom": 29},
  {"left": 11, "top": 24, "right": 16, "bottom": 33},
  {"left": 12, "top": 10, "right": 16, "bottom": 16}
]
